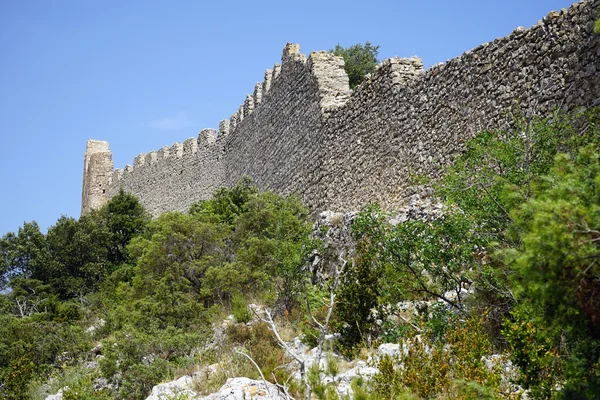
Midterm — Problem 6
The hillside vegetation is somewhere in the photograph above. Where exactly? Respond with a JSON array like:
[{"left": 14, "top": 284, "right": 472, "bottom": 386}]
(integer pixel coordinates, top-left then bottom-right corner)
[{"left": 1, "top": 107, "right": 599, "bottom": 400}]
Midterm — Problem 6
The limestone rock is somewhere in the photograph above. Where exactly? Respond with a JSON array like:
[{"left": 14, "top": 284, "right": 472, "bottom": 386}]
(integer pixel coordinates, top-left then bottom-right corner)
[
  {"left": 378, "top": 343, "right": 401, "bottom": 358},
  {"left": 145, "top": 375, "right": 197, "bottom": 400},
  {"left": 336, "top": 361, "right": 380, "bottom": 397},
  {"left": 201, "top": 377, "right": 286, "bottom": 400},
  {"left": 45, "top": 389, "right": 64, "bottom": 400}
]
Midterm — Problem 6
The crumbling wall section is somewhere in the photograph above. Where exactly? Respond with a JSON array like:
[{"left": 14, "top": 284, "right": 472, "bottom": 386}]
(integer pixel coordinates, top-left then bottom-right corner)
[{"left": 223, "top": 44, "right": 350, "bottom": 209}]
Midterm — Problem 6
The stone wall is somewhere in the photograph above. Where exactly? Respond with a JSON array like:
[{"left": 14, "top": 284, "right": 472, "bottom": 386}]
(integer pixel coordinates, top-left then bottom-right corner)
[
  {"left": 102, "top": 128, "right": 224, "bottom": 217},
  {"left": 319, "top": 1, "right": 600, "bottom": 211},
  {"left": 82, "top": 0, "right": 600, "bottom": 216},
  {"left": 223, "top": 44, "right": 350, "bottom": 209}
]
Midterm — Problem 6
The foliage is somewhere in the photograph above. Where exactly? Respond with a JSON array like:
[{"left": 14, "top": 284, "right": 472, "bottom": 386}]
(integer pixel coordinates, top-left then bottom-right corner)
[
  {"left": 231, "top": 293, "right": 252, "bottom": 323},
  {"left": 225, "top": 322, "right": 287, "bottom": 383},
  {"left": 338, "top": 202, "right": 483, "bottom": 348},
  {"left": 0, "top": 221, "right": 48, "bottom": 293},
  {"left": 0, "top": 190, "right": 149, "bottom": 300},
  {"left": 188, "top": 176, "right": 257, "bottom": 226},
  {"left": 502, "top": 309, "right": 558, "bottom": 399},
  {"left": 298, "top": 285, "right": 330, "bottom": 348},
  {"left": 0, "top": 313, "right": 90, "bottom": 400},
  {"left": 45, "top": 364, "right": 112, "bottom": 400},
  {"left": 99, "top": 326, "right": 201, "bottom": 400},
  {"left": 0, "top": 192, "right": 149, "bottom": 398},
  {"left": 3, "top": 356, "right": 36, "bottom": 400},
  {"left": 203, "top": 190, "right": 314, "bottom": 308},
  {"left": 434, "top": 107, "right": 600, "bottom": 398},
  {"left": 438, "top": 107, "right": 600, "bottom": 241},
  {"left": 501, "top": 144, "right": 600, "bottom": 398},
  {"left": 505, "top": 145, "right": 600, "bottom": 333},
  {"left": 370, "top": 315, "right": 502, "bottom": 399},
  {"left": 335, "top": 242, "right": 383, "bottom": 348},
  {"left": 101, "top": 189, "right": 151, "bottom": 265},
  {"left": 330, "top": 42, "right": 380, "bottom": 88},
  {"left": 90, "top": 181, "right": 312, "bottom": 398}
]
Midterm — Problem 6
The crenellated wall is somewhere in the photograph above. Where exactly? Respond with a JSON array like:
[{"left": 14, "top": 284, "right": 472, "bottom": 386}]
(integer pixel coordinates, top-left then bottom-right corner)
[
  {"left": 103, "top": 128, "right": 224, "bottom": 217},
  {"left": 82, "top": 0, "right": 600, "bottom": 216}
]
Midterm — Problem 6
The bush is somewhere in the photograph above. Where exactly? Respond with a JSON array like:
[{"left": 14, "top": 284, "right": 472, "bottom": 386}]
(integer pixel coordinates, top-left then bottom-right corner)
[
  {"left": 98, "top": 326, "right": 203, "bottom": 400},
  {"left": 225, "top": 322, "right": 287, "bottom": 384},
  {"left": 371, "top": 315, "right": 502, "bottom": 399},
  {"left": 231, "top": 293, "right": 252, "bottom": 324},
  {"left": 502, "top": 309, "right": 558, "bottom": 399},
  {"left": 330, "top": 42, "right": 379, "bottom": 88}
]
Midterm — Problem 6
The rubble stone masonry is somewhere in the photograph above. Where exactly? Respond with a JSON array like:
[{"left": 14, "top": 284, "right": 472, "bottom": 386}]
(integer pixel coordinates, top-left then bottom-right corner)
[{"left": 82, "top": 0, "right": 600, "bottom": 216}]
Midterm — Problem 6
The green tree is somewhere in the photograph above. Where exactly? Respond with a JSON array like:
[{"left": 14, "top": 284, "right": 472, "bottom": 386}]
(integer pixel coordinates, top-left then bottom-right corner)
[
  {"left": 189, "top": 180, "right": 314, "bottom": 309},
  {"left": 0, "top": 192, "right": 149, "bottom": 299},
  {"left": 0, "top": 222, "right": 49, "bottom": 291},
  {"left": 189, "top": 176, "right": 258, "bottom": 227},
  {"left": 100, "top": 189, "right": 150, "bottom": 265},
  {"left": 330, "top": 42, "right": 380, "bottom": 88},
  {"left": 44, "top": 215, "right": 112, "bottom": 298},
  {"left": 502, "top": 145, "right": 600, "bottom": 398},
  {"left": 125, "top": 211, "right": 226, "bottom": 328}
]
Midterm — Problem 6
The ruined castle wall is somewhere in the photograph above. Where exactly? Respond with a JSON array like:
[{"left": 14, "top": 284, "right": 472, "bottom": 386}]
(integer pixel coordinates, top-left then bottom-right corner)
[
  {"left": 318, "top": 0, "right": 600, "bottom": 211},
  {"left": 85, "top": 0, "right": 600, "bottom": 216},
  {"left": 106, "top": 129, "right": 224, "bottom": 217},
  {"left": 222, "top": 44, "right": 350, "bottom": 209}
]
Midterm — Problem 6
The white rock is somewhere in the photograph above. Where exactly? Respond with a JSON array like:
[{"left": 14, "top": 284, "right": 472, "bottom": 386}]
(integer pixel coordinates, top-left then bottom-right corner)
[
  {"left": 336, "top": 362, "right": 380, "bottom": 397},
  {"left": 202, "top": 377, "right": 286, "bottom": 400},
  {"left": 45, "top": 388, "right": 65, "bottom": 400},
  {"left": 85, "top": 318, "right": 105, "bottom": 334},
  {"left": 287, "top": 339, "right": 344, "bottom": 381},
  {"left": 145, "top": 375, "right": 197, "bottom": 400},
  {"left": 378, "top": 343, "right": 401, "bottom": 358}
]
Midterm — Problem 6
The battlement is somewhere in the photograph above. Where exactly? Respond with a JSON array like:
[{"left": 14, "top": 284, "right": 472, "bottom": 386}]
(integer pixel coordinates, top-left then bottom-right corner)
[{"left": 83, "top": 0, "right": 600, "bottom": 216}]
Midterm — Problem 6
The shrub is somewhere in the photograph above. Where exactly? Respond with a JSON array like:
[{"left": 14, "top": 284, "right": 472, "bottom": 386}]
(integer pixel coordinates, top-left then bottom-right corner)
[
  {"left": 330, "top": 42, "right": 380, "bottom": 88},
  {"left": 370, "top": 315, "right": 502, "bottom": 399},
  {"left": 231, "top": 293, "right": 252, "bottom": 324}
]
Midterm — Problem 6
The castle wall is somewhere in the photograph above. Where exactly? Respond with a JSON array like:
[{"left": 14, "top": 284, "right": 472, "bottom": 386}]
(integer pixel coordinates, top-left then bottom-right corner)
[
  {"left": 84, "top": 0, "right": 600, "bottom": 216},
  {"left": 105, "top": 129, "right": 224, "bottom": 217},
  {"left": 319, "top": 1, "right": 600, "bottom": 210},
  {"left": 223, "top": 44, "right": 350, "bottom": 209}
]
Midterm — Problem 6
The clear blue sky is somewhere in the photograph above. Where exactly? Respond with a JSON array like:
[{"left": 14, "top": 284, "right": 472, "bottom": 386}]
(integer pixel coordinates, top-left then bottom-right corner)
[{"left": 0, "top": 0, "right": 577, "bottom": 235}]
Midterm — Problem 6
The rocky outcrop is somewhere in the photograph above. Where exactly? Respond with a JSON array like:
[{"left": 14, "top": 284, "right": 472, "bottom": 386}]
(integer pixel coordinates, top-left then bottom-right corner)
[{"left": 309, "top": 197, "right": 446, "bottom": 283}]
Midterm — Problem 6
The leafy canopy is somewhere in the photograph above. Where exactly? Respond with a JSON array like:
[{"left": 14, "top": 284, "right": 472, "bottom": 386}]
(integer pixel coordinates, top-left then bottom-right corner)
[{"left": 330, "top": 42, "right": 380, "bottom": 88}]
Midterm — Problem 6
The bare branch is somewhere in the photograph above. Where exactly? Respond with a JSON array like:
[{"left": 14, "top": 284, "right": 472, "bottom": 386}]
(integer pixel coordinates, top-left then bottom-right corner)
[
  {"left": 252, "top": 307, "right": 311, "bottom": 400},
  {"left": 271, "top": 371, "right": 296, "bottom": 400},
  {"left": 235, "top": 350, "right": 275, "bottom": 399}
]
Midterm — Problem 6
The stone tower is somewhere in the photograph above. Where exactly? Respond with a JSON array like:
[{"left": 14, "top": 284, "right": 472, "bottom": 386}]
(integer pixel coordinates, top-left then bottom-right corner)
[{"left": 81, "top": 139, "right": 113, "bottom": 215}]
